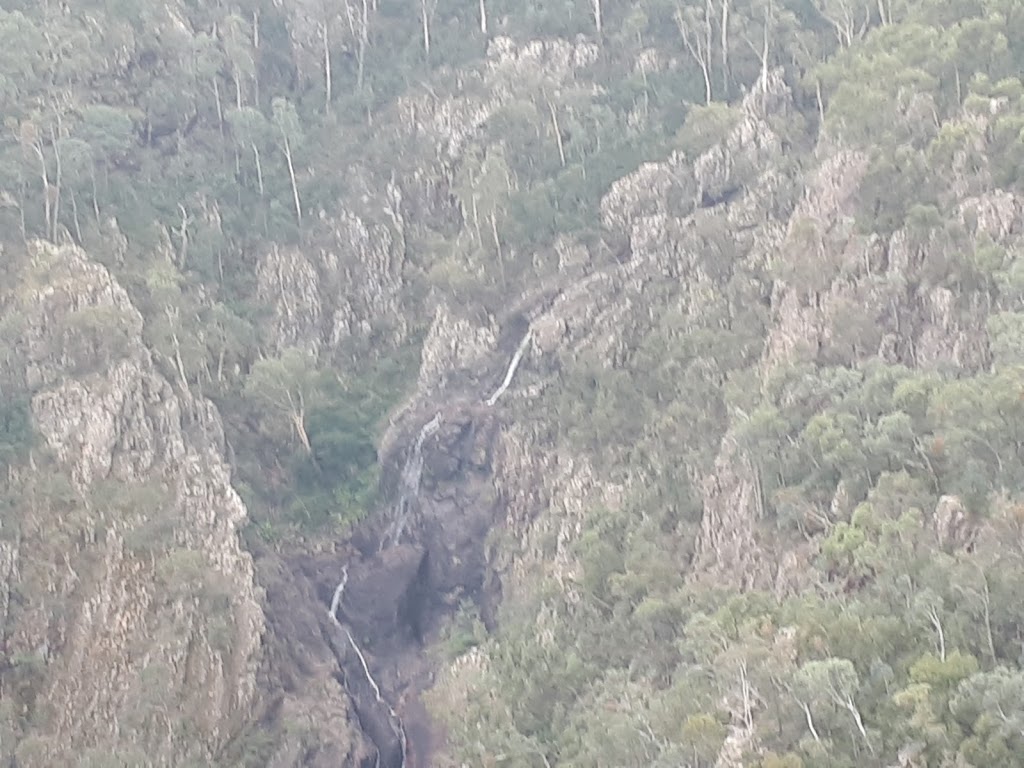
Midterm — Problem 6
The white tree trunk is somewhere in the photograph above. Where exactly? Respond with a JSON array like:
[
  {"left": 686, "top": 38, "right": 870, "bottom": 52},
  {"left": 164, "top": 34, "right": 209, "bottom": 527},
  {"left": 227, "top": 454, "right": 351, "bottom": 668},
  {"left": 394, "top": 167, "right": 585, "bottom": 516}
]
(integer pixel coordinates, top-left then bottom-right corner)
[
  {"left": 800, "top": 700, "right": 821, "bottom": 743},
  {"left": 50, "top": 123, "right": 62, "bottom": 242},
  {"left": 928, "top": 605, "right": 946, "bottom": 662},
  {"left": 676, "top": 7, "right": 714, "bottom": 105},
  {"left": 843, "top": 696, "right": 874, "bottom": 754},
  {"left": 546, "top": 95, "right": 566, "bottom": 167},
  {"left": 213, "top": 78, "right": 225, "bottom": 136},
  {"left": 720, "top": 0, "right": 731, "bottom": 97},
  {"left": 252, "top": 143, "right": 264, "bottom": 197},
  {"left": 282, "top": 133, "right": 302, "bottom": 227},
  {"left": 177, "top": 203, "right": 189, "bottom": 265},
  {"left": 321, "top": 21, "right": 332, "bottom": 113},
  {"left": 421, "top": 0, "right": 436, "bottom": 57}
]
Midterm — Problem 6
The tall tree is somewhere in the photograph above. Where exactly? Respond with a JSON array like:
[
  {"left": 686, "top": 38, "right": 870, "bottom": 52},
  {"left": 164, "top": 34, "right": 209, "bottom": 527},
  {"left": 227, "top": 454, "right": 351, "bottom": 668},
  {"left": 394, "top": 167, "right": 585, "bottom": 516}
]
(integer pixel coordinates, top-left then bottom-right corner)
[
  {"left": 243, "top": 347, "right": 321, "bottom": 453},
  {"left": 677, "top": 0, "right": 716, "bottom": 104},
  {"left": 271, "top": 98, "right": 304, "bottom": 228}
]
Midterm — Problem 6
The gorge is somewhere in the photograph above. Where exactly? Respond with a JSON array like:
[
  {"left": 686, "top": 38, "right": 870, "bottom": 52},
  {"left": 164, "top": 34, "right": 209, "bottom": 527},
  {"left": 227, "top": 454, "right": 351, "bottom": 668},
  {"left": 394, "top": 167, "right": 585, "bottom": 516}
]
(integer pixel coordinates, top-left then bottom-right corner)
[{"left": 3, "top": 0, "right": 1024, "bottom": 766}]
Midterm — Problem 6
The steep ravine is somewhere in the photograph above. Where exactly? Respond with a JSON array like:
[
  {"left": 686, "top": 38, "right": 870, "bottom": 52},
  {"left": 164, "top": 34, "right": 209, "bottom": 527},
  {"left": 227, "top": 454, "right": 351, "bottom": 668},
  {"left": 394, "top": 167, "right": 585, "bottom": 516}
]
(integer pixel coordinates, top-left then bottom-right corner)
[
  {"left": 250, "top": 61, "right": 1019, "bottom": 764},
  {"left": 0, "top": 242, "right": 265, "bottom": 766},
  {"left": 335, "top": 336, "right": 535, "bottom": 766},
  {"left": 268, "top": 74, "right": 803, "bottom": 765},
  {"left": 262, "top": 331, "right": 531, "bottom": 767}
]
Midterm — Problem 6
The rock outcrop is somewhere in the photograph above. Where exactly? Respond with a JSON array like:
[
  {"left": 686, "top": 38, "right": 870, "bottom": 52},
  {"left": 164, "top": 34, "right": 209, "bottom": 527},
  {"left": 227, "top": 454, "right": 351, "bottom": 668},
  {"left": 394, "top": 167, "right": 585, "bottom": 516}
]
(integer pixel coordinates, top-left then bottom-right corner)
[{"left": 0, "top": 242, "right": 263, "bottom": 765}]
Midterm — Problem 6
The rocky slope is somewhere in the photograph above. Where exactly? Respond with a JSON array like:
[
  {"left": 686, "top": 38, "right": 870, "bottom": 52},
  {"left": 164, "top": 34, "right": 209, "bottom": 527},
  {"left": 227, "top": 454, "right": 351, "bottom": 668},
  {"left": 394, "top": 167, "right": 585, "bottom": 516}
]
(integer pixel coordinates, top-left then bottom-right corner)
[
  {"left": 321, "top": 60, "right": 1024, "bottom": 766},
  {"left": 0, "top": 242, "right": 263, "bottom": 765},
  {"left": 2, "top": 1, "right": 1024, "bottom": 764},
  {"left": 3, "top": 63, "right": 1016, "bottom": 765}
]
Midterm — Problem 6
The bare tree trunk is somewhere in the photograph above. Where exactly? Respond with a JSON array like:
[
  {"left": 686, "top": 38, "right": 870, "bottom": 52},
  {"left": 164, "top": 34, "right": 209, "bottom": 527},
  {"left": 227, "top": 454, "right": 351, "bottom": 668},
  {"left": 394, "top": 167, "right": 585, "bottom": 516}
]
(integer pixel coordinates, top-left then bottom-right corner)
[
  {"left": 676, "top": 5, "right": 714, "bottom": 105},
  {"left": 282, "top": 133, "right": 302, "bottom": 227},
  {"left": 800, "top": 700, "right": 821, "bottom": 743},
  {"left": 252, "top": 143, "right": 265, "bottom": 197},
  {"left": 50, "top": 123, "right": 62, "bottom": 242},
  {"left": 546, "top": 95, "right": 566, "bottom": 167},
  {"left": 252, "top": 9, "right": 261, "bottom": 103},
  {"left": 760, "top": 2, "right": 770, "bottom": 93},
  {"left": 479, "top": 0, "right": 487, "bottom": 34},
  {"left": 700, "top": 51, "right": 712, "bottom": 104},
  {"left": 69, "top": 188, "right": 82, "bottom": 243},
  {"left": 358, "top": 0, "right": 369, "bottom": 89},
  {"left": 490, "top": 209, "right": 506, "bottom": 290},
  {"left": 421, "top": 0, "right": 431, "bottom": 58},
  {"left": 177, "top": 204, "right": 189, "bottom": 266},
  {"left": 293, "top": 412, "right": 312, "bottom": 452},
  {"left": 321, "top": 21, "right": 332, "bottom": 113},
  {"left": 843, "top": 696, "right": 874, "bottom": 754},
  {"left": 981, "top": 570, "right": 996, "bottom": 662},
  {"left": 816, "top": 0, "right": 865, "bottom": 48},
  {"left": 290, "top": 396, "right": 312, "bottom": 453},
  {"left": 90, "top": 162, "right": 101, "bottom": 227},
  {"left": 927, "top": 605, "right": 946, "bottom": 662},
  {"left": 471, "top": 193, "right": 483, "bottom": 248},
  {"left": 213, "top": 78, "right": 225, "bottom": 137},
  {"left": 171, "top": 329, "right": 191, "bottom": 396},
  {"left": 592, "top": 0, "right": 602, "bottom": 37},
  {"left": 30, "top": 139, "right": 52, "bottom": 240},
  {"left": 18, "top": 175, "right": 27, "bottom": 246},
  {"left": 739, "top": 660, "right": 753, "bottom": 730},
  {"left": 720, "top": 0, "right": 731, "bottom": 98}
]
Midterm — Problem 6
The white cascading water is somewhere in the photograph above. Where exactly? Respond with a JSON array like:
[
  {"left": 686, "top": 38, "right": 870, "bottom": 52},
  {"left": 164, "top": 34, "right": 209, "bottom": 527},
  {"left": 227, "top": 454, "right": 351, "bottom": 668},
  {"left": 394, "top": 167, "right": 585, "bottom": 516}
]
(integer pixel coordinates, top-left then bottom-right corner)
[
  {"left": 328, "top": 566, "right": 349, "bottom": 624},
  {"left": 329, "top": 328, "right": 531, "bottom": 765},
  {"left": 486, "top": 329, "right": 531, "bottom": 407},
  {"left": 328, "top": 567, "right": 408, "bottom": 768},
  {"left": 382, "top": 326, "right": 531, "bottom": 551},
  {"left": 381, "top": 412, "right": 442, "bottom": 550}
]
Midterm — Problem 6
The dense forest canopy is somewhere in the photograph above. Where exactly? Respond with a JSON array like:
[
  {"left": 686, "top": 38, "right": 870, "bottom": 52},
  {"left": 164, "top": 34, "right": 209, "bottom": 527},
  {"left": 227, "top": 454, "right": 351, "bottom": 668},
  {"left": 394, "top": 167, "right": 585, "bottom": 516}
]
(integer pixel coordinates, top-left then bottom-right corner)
[{"left": 1, "top": 0, "right": 1024, "bottom": 766}]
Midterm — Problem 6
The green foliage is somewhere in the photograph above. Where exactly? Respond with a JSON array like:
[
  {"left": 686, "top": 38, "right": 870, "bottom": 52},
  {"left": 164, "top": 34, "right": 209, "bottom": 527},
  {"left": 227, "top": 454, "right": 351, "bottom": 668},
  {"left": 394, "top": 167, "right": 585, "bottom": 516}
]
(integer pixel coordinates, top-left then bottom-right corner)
[
  {"left": 3, "top": 0, "right": 1024, "bottom": 764},
  {"left": 438, "top": 600, "right": 487, "bottom": 661},
  {"left": 674, "top": 103, "right": 742, "bottom": 156},
  {"left": 231, "top": 341, "right": 418, "bottom": 537},
  {"left": 0, "top": 395, "right": 32, "bottom": 475},
  {"left": 93, "top": 479, "right": 177, "bottom": 556},
  {"left": 459, "top": 342, "right": 1024, "bottom": 766}
]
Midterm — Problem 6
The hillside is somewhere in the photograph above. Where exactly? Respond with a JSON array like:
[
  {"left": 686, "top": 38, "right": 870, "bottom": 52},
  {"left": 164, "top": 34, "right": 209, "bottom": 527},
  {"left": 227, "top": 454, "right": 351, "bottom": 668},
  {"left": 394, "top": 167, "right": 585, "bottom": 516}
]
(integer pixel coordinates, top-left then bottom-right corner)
[{"left": 1, "top": 0, "right": 1024, "bottom": 766}]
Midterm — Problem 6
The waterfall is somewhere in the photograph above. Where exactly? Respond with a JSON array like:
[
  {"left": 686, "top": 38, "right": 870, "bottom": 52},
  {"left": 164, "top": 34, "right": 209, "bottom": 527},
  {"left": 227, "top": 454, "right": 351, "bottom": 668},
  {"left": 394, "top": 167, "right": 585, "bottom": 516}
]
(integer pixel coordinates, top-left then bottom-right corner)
[
  {"left": 328, "top": 566, "right": 349, "bottom": 623},
  {"left": 486, "top": 330, "right": 531, "bottom": 407},
  {"left": 382, "top": 412, "right": 442, "bottom": 550},
  {"left": 328, "top": 567, "right": 408, "bottom": 768}
]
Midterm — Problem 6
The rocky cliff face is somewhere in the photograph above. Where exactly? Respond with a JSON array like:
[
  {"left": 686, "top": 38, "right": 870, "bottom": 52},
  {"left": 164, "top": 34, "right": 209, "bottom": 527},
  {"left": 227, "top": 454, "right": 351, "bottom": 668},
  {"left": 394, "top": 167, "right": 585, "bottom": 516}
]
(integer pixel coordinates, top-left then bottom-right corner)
[
  {"left": 0, "top": 243, "right": 264, "bottom": 765},
  {"left": 326, "top": 61, "right": 1024, "bottom": 765},
  {"left": 3, "top": 22, "right": 1020, "bottom": 768},
  {"left": 256, "top": 182, "right": 409, "bottom": 361},
  {"left": 253, "top": 34, "right": 603, "bottom": 366}
]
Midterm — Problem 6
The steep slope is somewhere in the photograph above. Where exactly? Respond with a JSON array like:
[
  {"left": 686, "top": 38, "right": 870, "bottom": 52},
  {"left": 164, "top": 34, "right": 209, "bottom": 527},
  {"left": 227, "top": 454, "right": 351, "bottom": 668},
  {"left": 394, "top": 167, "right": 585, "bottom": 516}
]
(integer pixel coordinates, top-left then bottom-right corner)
[
  {"left": 2, "top": 0, "right": 1024, "bottom": 766},
  {"left": 0, "top": 243, "right": 263, "bottom": 765},
  {"left": 399, "top": 58, "right": 1024, "bottom": 768}
]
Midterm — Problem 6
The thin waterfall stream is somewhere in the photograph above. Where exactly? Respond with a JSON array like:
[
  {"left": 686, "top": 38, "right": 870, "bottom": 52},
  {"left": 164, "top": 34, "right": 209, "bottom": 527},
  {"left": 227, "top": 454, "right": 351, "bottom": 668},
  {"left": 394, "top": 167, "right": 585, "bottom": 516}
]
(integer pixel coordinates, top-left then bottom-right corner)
[
  {"left": 322, "top": 330, "right": 532, "bottom": 765},
  {"left": 381, "top": 413, "right": 442, "bottom": 551},
  {"left": 328, "top": 566, "right": 408, "bottom": 768},
  {"left": 486, "top": 330, "right": 531, "bottom": 407}
]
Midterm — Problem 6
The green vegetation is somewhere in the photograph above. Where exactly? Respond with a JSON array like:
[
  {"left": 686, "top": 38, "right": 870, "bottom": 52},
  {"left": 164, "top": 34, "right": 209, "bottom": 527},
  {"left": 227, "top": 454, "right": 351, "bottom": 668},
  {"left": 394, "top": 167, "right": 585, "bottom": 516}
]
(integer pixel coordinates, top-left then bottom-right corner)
[
  {"left": 422, "top": 1, "right": 1024, "bottom": 767},
  {"left": 1, "top": 0, "right": 1024, "bottom": 765},
  {"left": 228, "top": 339, "right": 421, "bottom": 537}
]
